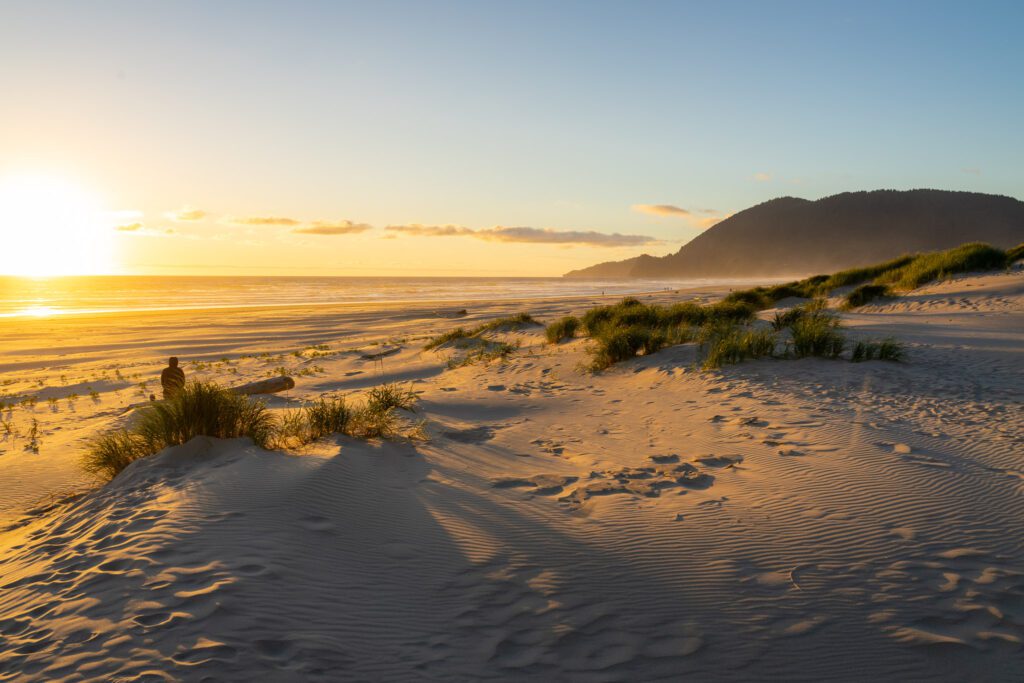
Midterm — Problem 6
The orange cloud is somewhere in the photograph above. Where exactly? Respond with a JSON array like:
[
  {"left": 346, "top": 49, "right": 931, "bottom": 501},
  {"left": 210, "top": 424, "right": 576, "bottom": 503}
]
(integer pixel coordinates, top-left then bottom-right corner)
[
  {"left": 632, "top": 204, "right": 691, "bottom": 217},
  {"left": 386, "top": 224, "right": 658, "bottom": 247},
  {"left": 293, "top": 220, "right": 373, "bottom": 235},
  {"left": 167, "top": 206, "right": 208, "bottom": 221}
]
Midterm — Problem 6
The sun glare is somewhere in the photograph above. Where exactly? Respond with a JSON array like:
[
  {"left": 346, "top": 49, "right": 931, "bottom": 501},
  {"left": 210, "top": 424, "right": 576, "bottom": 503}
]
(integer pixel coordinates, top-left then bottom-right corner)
[{"left": 0, "top": 174, "right": 114, "bottom": 276}]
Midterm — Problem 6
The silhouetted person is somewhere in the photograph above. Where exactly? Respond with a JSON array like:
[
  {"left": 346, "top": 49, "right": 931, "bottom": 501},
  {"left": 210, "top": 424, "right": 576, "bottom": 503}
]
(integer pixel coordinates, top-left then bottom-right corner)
[{"left": 161, "top": 357, "right": 186, "bottom": 400}]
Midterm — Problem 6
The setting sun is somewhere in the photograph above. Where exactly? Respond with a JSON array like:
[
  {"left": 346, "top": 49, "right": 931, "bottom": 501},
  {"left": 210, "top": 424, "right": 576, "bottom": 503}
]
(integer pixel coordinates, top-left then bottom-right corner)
[{"left": 0, "top": 175, "right": 113, "bottom": 276}]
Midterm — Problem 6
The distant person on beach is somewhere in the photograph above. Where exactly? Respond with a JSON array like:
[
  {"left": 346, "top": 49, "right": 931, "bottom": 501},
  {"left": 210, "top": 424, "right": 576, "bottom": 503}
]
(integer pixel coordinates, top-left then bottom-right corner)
[{"left": 160, "top": 357, "right": 186, "bottom": 400}]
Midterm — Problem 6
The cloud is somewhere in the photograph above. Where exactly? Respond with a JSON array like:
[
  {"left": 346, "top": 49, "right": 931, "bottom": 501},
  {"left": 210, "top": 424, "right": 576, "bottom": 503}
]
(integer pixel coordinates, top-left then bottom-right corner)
[
  {"left": 386, "top": 224, "right": 658, "bottom": 247},
  {"left": 114, "top": 223, "right": 175, "bottom": 236},
  {"left": 292, "top": 220, "right": 373, "bottom": 235},
  {"left": 753, "top": 172, "right": 773, "bottom": 182},
  {"left": 695, "top": 214, "right": 732, "bottom": 229},
  {"left": 632, "top": 204, "right": 691, "bottom": 217},
  {"left": 227, "top": 215, "right": 302, "bottom": 226},
  {"left": 167, "top": 206, "right": 208, "bottom": 221}
]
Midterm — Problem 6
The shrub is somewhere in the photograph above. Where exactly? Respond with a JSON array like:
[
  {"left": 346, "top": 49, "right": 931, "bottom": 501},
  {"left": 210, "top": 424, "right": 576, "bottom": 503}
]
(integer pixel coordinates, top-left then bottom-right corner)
[
  {"left": 789, "top": 314, "right": 845, "bottom": 358},
  {"left": 365, "top": 382, "right": 418, "bottom": 413},
  {"left": 843, "top": 284, "right": 892, "bottom": 309},
  {"left": 545, "top": 316, "right": 580, "bottom": 343},
  {"left": 876, "top": 242, "right": 1008, "bottom": 290}
]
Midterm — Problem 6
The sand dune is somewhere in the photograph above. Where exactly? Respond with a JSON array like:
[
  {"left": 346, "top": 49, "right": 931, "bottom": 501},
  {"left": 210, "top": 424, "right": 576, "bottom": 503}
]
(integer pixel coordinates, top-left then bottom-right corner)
[{"left": 1, "top": 271, "right": 1022, "bottom": 680}]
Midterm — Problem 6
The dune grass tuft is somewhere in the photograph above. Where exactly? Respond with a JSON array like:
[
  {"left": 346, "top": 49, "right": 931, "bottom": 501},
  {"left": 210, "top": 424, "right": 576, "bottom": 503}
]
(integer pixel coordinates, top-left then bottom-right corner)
[
  {"left": 84, "top": 381, "right": 422, "bottom": 481},
  {"left": 700, "top": 324, "right": 777, "bottom": 370},
  {"left": 788, "top": 313, "right": 845, "bottom": 359},
  {"left": 545, "top": 316, "right": 580, "bottom": 343},
  {"left": 84, "top": 382, "right": 274, "bottom": 480},
  {"left": 843, "top": 284, "right": 892, "bottom": 309},
  {"left": 852, "top": 338, "right": 904, "bottom": 362},
  {"left": 425, "top": 312, "right": 539, "bottom": 350},
  {"left": 1007, "top": 242, "right": 1024, "bottom": 264},
  {"left": 875, "top": 242, "right": 1008, "bottom": 290}
]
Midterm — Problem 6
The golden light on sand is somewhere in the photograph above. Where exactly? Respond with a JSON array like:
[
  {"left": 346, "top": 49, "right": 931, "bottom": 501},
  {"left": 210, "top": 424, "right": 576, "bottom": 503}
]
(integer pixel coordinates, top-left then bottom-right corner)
[{"left": 0, "top": 174, "right": 113, "bottom": 276}]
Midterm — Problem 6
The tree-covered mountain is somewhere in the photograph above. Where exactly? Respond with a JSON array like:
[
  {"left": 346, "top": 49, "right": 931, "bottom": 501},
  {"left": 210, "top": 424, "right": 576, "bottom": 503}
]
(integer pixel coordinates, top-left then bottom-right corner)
[{"left": 565, "top": 190, "right": 1024, "bottom": 278}]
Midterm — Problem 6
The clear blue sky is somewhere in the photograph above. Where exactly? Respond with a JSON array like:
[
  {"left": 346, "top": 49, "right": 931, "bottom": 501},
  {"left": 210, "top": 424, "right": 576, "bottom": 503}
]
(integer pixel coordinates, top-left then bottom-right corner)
[{"left": 1, "top": 0, "right": 1021, "bottom": 275}]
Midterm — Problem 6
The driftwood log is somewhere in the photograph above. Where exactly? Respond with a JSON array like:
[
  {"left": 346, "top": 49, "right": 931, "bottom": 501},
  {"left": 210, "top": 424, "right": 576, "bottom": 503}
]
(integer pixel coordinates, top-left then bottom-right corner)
[{"left": 229, "top": 376, "right": 295, "bottom": 395}]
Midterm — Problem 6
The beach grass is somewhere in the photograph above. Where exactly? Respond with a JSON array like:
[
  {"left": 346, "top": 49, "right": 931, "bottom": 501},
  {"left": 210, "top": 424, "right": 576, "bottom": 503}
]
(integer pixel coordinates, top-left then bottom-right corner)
[
  {"left": 545, "top": 316, "right": 580, "bottom": 343},
  {"left": 425, "top": 312, "right": 539, "bottom": 350},
  {"left": 843, "top": 284, "right": 892, "bottom": 309}
]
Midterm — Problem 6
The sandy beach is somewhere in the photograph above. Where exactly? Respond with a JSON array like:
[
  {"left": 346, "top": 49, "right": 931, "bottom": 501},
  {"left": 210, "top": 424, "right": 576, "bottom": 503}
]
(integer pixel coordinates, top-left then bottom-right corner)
[{"left": 1, "top": 270, "right": 1022, "bottom": 681}]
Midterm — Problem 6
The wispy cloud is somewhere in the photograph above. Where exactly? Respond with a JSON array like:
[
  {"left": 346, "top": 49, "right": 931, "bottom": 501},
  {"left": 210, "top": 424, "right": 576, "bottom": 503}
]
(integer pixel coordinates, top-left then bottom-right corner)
[
  {"left": 753, "top": 172, "right": 773, "bottom": 182},
  {"left": 167, "top": 206, "right": 208, "bottom": 221},
  {"left": 293, "top": 220, "right": 373, "bottom": 235},
  {"left": 386, "top": 224, "right": 658, "bottom": 247},
  {"left": 227, "top": 215, "right": 302, "bottom": 226},
  {"left": 114, "top": 223, "right": 175, "bottom": 236},
  {"left": 632, "top": 204, "right": 691, "bottom": 217}
]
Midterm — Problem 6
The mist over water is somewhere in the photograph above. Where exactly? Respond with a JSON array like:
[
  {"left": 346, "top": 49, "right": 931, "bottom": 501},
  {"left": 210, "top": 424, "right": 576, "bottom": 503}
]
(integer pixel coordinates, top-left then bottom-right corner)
[{"left": 0, "top": 276, "right": 757, "bottom": 318}]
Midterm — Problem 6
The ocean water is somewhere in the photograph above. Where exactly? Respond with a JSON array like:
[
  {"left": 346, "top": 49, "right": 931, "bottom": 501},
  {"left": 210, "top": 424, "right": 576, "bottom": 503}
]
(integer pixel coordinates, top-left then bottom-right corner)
[{"left": 0, "top": 276, "right": 748, "bottom": 318}]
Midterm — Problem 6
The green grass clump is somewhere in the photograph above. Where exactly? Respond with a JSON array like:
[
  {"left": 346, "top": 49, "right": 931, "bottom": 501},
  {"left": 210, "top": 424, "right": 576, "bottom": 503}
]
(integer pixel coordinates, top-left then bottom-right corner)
[
  {"left": 545, "top": 316, "right": 580, "bottom": 343},
  {"left": 425, "top": 312, "right": 539, "bottom": 349},
  {"left": 365, "top": 382, "right": 418, "bottom": 413},
  {"left": 789, "top": 314, "right": 845, "bottom": 358},
  {"left": 700, "top": 325, "right": 777, "bottom": 370},
  {"left": 876, "top": 242, "right": 1008, "bottom": 290},
  {"left": 84, "top": 382, "right": 274, "bottom": 479},
  {"left": 424, "top": 327, "right": 472, "bottom": 350},
  {"left": 1007, "top": 242, "right": 1024, "bottom": 263},
  {"left": 852, "top": 338, "right": 904, "bottom": 362},
  {"left": 589, "top": 325, "right": 669, "bottom": 371},
  {"left": 305, "top": 395, "right": 351, "bottom": 439},
  {"left": 818, "top": 255, "right": 916, "bottom": 292},
  {"left": 770, "top": 307, "right": 809, "bottom": 331},
  {"left": 843, "top": 284, "right": 892, "bottom": 309}
]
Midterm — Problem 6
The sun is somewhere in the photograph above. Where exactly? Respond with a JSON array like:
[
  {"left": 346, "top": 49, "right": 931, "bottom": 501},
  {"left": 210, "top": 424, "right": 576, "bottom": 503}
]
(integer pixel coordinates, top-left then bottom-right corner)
[{"left": 0, "top": 174, "right": 114, "bottom": 276}]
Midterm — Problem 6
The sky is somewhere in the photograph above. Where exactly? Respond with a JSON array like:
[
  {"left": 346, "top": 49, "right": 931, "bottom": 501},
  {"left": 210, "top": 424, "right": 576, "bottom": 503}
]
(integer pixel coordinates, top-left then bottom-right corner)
[{"left": 0, "top": 0, "right": 1021, "bottom": 276}]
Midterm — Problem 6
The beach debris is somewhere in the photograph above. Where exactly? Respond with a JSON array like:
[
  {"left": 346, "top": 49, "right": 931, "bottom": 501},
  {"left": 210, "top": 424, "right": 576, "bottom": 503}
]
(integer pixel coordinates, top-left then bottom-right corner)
[
  {"left": 360, "top": 346, "right": 401, "bottom": 360},
  {"left": 434, "top": 309, "right": 468, "bottom": 318}
]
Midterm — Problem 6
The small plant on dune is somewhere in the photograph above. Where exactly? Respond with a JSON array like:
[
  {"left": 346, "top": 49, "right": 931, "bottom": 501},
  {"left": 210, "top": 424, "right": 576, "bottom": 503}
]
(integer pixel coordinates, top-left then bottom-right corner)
[
  {"left": 1006, "top": 242, "right": 1024, "bottom": 264},
  {"left": 843, "top": 284, "right": 892, "bottom": 310},
  {"left": 47, "top": 397, "right": 59, "bottom": 411},
  {"left": 474, "top": 312, "right": 539, "bottom": 334},
  {"left": 770, "top": 307, "right": 806, "bottom": 331},
  {"left": 588, "top": 325, "right": 668, "bottom": 371},
  {"left": 545, "top": 316, "right": 580, "bottom": 344},
  {"left": 424, "top": 327, "right": 472, "bottom": 350},
  {"left": 26, "top": 419, "right": 40, "bottom": 454},
  {"left": 852, "top": 338, "right": 904, "bottom": 362},
  {"left": 449, "top": 341, "right": 520, "bottom": 368},
  {"left": 83, "top": 431, "right": 149, "bottom": 479},
  {"left": 83, "top": 382, "right": 275, "bottom": 480},
  {"left": 304, "top": 395, "right": 351, "bottom": 439},
  {"left": 699, "top": 323, "right": 777, "bottom": 369},
  {"left": 365, "top": 382, "right": 418, "bottom": 413},
  {"left": 272, "top": 409, "right": 311, "bottom": 448},
  {"left": 789, "top": 313, "right": 845, "bottom": 359}
]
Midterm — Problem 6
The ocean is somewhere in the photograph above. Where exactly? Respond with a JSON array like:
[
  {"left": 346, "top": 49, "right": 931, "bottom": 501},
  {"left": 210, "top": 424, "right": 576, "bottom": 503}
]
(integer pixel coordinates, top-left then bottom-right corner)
[{"left": 0, "top": 276, "right": 752, "bottom": 318}]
